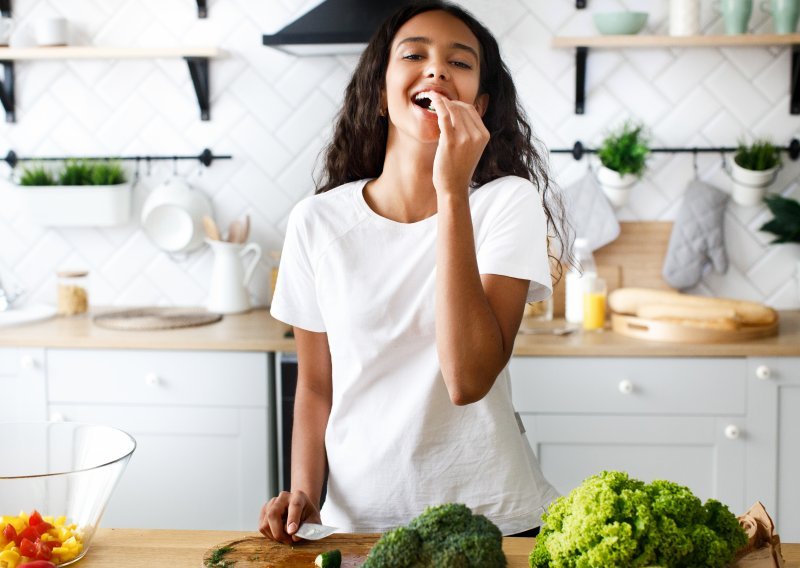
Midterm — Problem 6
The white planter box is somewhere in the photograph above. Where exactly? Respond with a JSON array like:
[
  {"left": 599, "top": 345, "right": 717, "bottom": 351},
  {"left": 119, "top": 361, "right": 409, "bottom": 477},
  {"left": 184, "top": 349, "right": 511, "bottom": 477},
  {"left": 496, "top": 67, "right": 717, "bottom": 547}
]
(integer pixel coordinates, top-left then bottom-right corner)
[{"left": 18, "top": 183, "right": 132, "bottom": 226}]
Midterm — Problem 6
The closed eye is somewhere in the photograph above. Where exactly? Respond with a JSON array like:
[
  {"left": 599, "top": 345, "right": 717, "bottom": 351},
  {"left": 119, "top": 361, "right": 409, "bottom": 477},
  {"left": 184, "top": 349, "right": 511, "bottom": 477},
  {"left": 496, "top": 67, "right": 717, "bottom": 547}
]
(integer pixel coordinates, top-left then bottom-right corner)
[
  {"left": 452, "top": 61, "right": 473, "bottom": 69},
  {"left": 402, "top": 53, "right": 423, "bottom": 61}
]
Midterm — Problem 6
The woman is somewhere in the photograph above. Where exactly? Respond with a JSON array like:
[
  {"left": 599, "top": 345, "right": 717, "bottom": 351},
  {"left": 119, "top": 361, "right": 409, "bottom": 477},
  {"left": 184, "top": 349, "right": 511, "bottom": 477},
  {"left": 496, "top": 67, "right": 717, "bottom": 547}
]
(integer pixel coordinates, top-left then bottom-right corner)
[{"left": 260, "top": 0, "right": 570, "bottom": 543}]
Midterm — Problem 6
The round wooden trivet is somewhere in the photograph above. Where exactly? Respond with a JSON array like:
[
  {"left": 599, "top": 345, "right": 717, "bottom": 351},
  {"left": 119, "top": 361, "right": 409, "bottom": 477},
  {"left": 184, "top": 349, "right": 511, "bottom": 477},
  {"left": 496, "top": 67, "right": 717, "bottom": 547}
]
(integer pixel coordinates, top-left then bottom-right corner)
[{"left": 92, "top": 308, "right": 222, "bottom": 331}]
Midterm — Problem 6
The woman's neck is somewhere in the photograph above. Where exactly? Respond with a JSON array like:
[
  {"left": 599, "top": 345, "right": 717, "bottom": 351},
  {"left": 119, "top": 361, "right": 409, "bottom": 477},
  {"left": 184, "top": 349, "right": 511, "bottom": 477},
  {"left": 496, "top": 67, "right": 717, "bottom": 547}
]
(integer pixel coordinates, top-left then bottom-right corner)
[{"left": 365, "top": 136, "right": 438, "bottom": 223}]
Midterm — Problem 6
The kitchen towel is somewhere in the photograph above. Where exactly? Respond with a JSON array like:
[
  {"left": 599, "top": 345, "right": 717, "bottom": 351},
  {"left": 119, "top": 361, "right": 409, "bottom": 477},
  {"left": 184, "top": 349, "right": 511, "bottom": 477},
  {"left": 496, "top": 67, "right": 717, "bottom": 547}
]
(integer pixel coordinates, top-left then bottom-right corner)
[
  {"left": 563, "top": 170, "right": 620, "bottom": 251},
  {"left": 662, "top": 180, "right": 729, "bottom": 290}
]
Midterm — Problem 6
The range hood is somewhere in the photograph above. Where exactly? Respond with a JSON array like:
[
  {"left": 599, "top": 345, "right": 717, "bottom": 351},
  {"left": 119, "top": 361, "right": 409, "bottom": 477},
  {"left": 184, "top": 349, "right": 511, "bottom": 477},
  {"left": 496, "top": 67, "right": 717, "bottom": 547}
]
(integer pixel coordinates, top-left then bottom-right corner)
[{"left": 263, "top": 0, "right": 411, "bottom": 56}]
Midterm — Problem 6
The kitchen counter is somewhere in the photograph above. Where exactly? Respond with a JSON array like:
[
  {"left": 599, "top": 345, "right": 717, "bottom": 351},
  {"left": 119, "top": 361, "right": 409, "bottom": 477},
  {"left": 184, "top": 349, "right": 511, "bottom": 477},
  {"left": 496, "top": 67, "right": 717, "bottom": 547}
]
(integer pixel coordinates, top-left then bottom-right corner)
[
  {"left": 0, "top": 308, "right": 797, "bottom": 356},
  {"left": 75, "top": 529, "right": 800, "bottom": 567}
]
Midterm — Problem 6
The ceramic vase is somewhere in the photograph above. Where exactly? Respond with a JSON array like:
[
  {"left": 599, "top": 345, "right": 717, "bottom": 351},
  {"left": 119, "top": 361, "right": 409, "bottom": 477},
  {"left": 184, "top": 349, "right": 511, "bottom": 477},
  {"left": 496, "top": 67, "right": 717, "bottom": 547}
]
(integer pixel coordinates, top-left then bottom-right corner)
[{"left": 597, "top": 166, "right": 638, "bottom": 208}]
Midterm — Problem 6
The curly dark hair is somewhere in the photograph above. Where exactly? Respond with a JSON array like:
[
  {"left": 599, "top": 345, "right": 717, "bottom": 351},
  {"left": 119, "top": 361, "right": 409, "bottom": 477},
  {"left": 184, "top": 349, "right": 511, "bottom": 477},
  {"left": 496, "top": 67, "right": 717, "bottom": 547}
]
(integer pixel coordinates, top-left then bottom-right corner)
[{"left": 315, "top": 0, "right": 572, "bottom": 283}]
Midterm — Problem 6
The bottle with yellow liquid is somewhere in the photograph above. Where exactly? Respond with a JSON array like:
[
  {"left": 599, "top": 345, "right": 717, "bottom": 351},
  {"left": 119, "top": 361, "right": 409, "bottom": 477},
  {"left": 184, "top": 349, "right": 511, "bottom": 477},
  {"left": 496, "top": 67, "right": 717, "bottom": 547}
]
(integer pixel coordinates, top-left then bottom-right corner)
[{"left": 583, "top": 276, "right": 607, "bottom": 332}]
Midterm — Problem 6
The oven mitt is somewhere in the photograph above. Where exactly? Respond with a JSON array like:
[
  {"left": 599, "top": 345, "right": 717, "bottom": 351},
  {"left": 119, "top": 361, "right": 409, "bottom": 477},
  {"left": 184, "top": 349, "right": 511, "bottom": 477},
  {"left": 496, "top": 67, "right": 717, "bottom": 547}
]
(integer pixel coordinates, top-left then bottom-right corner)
[
  {"left": 662, "top": 180, "right": 729, "bottom": 290},
  {"left": 563, "top": 171, "right": 620, "bottom": 251}
]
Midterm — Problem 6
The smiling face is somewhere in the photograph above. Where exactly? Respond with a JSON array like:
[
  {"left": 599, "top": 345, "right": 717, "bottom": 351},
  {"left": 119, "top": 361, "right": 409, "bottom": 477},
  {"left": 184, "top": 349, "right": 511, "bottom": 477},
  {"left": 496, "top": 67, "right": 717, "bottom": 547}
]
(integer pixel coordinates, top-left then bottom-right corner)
[{"left": 383, "top": 10, "right": 488, "bottom": 145}]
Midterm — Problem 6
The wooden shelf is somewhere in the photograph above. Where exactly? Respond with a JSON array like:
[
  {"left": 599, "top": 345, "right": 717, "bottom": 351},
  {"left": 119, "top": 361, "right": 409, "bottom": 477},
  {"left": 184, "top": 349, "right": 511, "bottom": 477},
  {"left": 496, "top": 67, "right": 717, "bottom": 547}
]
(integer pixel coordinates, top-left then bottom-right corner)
[
  {"left": 552, "top": 33, "right": 800, "bottom": 48},
  {"left": 0, "top": 47, "right": 222, "bottom": 122},
  {"left": 0, "top": 46, "right": 220, "bottom": 60},
  {"left": 551, "top": 34, "right": 800, "bottom": 114}
]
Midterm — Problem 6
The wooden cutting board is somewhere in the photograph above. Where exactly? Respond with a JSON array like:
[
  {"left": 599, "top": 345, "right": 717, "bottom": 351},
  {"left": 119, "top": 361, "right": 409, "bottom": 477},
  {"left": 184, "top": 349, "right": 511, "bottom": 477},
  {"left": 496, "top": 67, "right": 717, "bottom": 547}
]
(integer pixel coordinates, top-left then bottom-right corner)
[
  {"left": 202, "top": 534, "right": 379, "bottom": 567},
  {"left": 611, "top": 313, "right": 779, "bottom": 343}
]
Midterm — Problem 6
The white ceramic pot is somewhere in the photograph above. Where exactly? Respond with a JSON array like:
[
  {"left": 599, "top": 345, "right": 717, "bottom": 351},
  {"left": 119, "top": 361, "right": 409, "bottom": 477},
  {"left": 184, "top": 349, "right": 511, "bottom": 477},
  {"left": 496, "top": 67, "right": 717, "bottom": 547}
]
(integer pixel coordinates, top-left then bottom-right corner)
[
  {"left": 34, "top": 17, "right": 67, "bottom": 46},
  {"left": 140, "top": 177, "right": 212, "bottom": 253},
  {"left": 670, "top": 0, "right": 701, "bottom": 35},
  {"left": 730, "top": 159, "right": 779, "bottom": 206},
  {"left": 19, "top": 183, "right": 131, "bottom": 226},
  {"left": 597, "top": 165, "right": 638, "bottom": 208},
  {"left": 206, "top": 239, "right": 262, "bottom": 314}
]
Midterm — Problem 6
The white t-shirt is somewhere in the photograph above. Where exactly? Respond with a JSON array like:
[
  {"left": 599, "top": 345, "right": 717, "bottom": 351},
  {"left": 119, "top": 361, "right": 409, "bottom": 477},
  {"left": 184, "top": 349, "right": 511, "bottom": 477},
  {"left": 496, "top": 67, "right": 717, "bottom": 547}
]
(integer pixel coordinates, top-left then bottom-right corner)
[{"left": 270, "top": 175, "right": 559, "bottom": 534}]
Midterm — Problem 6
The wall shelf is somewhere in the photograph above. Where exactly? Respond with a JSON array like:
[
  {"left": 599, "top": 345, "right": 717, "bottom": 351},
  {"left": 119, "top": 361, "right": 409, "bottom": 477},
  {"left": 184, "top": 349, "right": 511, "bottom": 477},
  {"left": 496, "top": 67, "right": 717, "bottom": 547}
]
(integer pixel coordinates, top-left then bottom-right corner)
[
  {"left": 552, "top": 33, "right": 800, "bottom": 114},
  {"left": 0, "top": 47, "right": 221, "bottom": 122}
]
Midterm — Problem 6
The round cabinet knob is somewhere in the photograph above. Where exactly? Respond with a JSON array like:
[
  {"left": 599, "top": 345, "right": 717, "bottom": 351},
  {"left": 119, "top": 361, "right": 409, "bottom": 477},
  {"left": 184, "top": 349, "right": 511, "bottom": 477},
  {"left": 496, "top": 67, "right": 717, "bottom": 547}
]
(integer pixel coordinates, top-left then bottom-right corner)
[
  {"left": 755, "top": 365, "right": 771, "bottom": 380},
  {"left": 144, "top": 372, "right": 161, "bottom": 386},
  {"left": 724, "top": 424, "right": 740, "bottom": 440},
  {"left": 49, "top": 412, "right": 65, "bottom": 423},
  {"left": 618, "top": 379, "right": 634, "bottom": 394},
  {"left": 20, "top": 355, "right": 36, "bottom": 370}
]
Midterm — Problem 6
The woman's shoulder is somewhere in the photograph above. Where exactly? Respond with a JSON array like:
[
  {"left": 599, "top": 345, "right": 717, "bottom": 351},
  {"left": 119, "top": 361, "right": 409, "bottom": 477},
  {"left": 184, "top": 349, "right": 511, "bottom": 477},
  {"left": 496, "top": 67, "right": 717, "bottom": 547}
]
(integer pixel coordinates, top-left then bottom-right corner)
[
  {"left": 290, "top": 179, "right": 368, "bottom": 222},
  {"left": 471, "top": 175, "right": 541, "bottom": 207}
]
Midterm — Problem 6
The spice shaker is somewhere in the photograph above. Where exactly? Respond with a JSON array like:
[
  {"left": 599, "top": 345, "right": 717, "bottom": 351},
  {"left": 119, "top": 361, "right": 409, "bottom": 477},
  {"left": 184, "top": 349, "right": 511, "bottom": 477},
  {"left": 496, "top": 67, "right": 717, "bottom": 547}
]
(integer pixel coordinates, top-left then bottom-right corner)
[{"left": 57, "top": 270, "right": 89, "bottom": 316}]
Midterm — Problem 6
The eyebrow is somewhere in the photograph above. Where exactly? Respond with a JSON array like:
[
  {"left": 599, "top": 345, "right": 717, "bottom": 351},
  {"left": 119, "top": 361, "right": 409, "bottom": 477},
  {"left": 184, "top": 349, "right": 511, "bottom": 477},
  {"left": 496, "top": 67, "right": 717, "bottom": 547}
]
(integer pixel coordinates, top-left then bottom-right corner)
[{"left": 396, "top": 36, "right": 479, "bottom": 61}]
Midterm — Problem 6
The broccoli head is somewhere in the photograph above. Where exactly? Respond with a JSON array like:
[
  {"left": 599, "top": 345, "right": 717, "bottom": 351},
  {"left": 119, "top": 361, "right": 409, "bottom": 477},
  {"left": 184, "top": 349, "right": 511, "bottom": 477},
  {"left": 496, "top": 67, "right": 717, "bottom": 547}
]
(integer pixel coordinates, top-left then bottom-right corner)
[
  {"left": 364, "top": 503, "right": 507, "bottom": 568},
  {"left": 528, "top": 471, "right": 748, "bottom": 568}
]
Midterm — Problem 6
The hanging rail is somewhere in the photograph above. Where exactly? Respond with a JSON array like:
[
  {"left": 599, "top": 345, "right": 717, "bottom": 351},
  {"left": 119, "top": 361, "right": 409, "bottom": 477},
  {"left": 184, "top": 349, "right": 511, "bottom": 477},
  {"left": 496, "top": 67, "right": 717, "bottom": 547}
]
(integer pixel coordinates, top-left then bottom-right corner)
[
  {"left": 550, "top": 139, "right": 800, "bottom": 161},
  {"left": 3, "top": 148, "right": 232, "bottom": 169}
]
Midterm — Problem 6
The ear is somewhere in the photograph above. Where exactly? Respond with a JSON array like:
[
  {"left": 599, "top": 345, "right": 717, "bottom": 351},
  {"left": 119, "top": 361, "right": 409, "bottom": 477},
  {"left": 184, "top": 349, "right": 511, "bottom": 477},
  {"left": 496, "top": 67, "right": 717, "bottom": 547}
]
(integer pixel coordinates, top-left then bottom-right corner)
[{"left": 474, "top": 93, "right": 489, "bottom": 117}]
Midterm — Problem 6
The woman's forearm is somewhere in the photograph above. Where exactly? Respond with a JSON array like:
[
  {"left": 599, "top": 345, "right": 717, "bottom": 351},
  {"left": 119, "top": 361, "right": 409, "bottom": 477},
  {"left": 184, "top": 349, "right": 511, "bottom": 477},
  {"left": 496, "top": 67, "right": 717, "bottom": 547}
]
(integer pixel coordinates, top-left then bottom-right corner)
[
  {"left": 435, "top": 193, "right": 510, "bottom": 405},
  {"left": 290, "top": 380, "right": 331, "bottom": 507}
]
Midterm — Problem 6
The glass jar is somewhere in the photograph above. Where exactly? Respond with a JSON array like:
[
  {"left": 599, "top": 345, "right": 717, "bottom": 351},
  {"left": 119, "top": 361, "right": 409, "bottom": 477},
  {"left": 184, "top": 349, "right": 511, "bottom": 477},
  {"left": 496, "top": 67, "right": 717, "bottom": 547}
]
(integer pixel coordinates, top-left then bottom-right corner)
[
  {"left": 565, "top": 238, "right": 597, "bottom": 324},
  {"left": 57, "top": 270, "right": 89, "bottom": 316}
]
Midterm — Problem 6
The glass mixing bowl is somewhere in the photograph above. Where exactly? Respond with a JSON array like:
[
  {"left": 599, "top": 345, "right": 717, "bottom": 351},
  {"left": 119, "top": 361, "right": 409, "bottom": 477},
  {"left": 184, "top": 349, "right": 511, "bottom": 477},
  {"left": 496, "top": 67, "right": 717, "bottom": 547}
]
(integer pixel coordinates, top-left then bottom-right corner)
[{"left": 0, "top": 422, "right": 136, "bottom": 566}]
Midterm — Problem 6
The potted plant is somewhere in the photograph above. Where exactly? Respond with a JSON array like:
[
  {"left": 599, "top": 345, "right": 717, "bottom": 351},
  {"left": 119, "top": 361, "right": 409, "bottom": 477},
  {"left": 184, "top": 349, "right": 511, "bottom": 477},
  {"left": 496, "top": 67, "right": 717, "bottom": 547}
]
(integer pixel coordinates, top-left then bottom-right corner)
[
  {"left": 759, "top": 194, "right": 800, "bottom": 303},
  {"left": 596, "top": 121, "right": 649, "bottom": 208},
  {"left": 18, "top": 160, "right": 131, "bottom": 226},
  {"left": 730, "top": 139, "right": 781, "bottom": 206}
]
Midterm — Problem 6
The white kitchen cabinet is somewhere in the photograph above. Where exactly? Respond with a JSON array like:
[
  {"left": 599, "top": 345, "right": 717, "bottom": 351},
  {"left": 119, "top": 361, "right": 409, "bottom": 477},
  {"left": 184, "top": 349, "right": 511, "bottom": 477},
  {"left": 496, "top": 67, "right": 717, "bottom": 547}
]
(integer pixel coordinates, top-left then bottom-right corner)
[
  {"left": 0, "top": 347, "right": 46, "bottom": 422},
  {"left": 46, "top": 348, "right": 275, "bottom": 531},
  {"left": 510, "top": 357, "right": 748, "bottom": 515},
  {"left": 746, "top": 357, "right": 800, "bottom": 542}
]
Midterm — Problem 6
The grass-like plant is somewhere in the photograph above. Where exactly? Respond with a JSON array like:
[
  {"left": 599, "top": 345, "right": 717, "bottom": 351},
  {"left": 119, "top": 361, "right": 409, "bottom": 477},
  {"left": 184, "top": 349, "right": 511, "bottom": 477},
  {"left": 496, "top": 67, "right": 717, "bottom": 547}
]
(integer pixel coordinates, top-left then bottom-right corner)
[
  {"left": 734, "top": 139, "right": 781, "bottom": 171},
  {"left": 19, "top": 164, "right": 57, "bottom": 186},
  {"left": 19, "top": 160, "right": 127, "bottom": 186},
  {"left": 90, "top": 162, "right": 126, "bottom": 185},
  {"left": 597, "top": 121, "right": 650, "bottom": 177},
  {"left": 759, "top": 194, "right": 800, "bottom": 244}
]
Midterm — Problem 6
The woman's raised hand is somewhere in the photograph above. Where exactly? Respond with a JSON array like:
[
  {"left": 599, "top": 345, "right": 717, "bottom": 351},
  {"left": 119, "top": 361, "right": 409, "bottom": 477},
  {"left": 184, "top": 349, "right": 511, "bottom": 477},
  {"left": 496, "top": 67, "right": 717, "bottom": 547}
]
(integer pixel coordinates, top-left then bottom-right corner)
[
  {"left": 430, "top": 93, "right": 490, "bottom": 197},
  {"left": 259, "top": 490, "right": 321, "bottom": 545}
]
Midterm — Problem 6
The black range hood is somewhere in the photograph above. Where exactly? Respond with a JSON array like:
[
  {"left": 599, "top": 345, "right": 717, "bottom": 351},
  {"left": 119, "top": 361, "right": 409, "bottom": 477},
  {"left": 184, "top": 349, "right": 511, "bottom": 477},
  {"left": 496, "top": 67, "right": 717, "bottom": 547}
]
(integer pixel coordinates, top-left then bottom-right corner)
[{"left": 263, "top": 0, "right": 411, "bottom": 56}]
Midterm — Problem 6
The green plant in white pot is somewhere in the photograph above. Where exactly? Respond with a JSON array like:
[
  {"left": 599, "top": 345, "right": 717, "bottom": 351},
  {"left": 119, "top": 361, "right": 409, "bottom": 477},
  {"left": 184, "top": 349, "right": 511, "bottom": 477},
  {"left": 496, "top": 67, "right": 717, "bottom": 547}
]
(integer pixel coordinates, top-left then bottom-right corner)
[
  {"left": 730, "top": 139, "right": 781, "bottom": 206},
  {"left": 596, "top": 121, "right": 649, "bottom": 208},
  {"left": 18, "top": 160, "right": 131, "bottom": 226}
]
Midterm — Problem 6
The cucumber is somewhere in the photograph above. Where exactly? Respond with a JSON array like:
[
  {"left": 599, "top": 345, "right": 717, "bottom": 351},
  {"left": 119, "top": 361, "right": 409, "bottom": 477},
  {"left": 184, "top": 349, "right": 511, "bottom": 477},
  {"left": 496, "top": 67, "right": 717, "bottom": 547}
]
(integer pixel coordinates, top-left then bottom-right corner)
[{"left": 314, "top": 549, "right": 342, "bottom": 568}]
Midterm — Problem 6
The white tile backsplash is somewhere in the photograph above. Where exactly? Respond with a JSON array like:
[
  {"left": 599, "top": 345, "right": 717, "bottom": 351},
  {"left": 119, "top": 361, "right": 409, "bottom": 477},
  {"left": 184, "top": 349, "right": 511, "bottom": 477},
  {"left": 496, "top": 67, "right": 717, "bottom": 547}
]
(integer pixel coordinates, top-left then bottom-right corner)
[{"left": 0, "top": 0, "right": 797, "bottom": 310}]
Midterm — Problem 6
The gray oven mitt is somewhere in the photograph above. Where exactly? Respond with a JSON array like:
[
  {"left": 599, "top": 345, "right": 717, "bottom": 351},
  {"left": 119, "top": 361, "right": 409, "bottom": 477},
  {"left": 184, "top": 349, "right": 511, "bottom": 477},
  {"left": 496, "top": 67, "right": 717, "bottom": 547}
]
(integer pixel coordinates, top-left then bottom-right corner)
[
  {"left": 662, "top": 180, "right": 729, "bottom": 290},
  {"left": 564, "top": 171, "right": 620, "bottom": 251}
]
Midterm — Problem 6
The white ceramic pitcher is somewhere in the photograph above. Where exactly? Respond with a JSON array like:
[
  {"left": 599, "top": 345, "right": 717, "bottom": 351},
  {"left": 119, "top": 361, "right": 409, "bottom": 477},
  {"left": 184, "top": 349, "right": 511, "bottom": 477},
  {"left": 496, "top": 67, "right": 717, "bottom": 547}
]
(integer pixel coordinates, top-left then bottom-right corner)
[{"left": 206, "top": 238, "right": 262, "bottom": 314}]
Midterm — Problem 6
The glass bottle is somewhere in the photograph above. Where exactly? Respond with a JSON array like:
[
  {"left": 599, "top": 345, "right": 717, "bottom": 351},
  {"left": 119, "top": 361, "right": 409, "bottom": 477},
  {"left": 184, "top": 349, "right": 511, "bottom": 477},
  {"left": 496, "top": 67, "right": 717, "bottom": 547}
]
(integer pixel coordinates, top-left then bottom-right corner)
[
  {"left": 564, "top": 238, "right": 597, "bottom": 324},
  {"left": 57, "top": 270, "right": 89, "bottom": 316}
]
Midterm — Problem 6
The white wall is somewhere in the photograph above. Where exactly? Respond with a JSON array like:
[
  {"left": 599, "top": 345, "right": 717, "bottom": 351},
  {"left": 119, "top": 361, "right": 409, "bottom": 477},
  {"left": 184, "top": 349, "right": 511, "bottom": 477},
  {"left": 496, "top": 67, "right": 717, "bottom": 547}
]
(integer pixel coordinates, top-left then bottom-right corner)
[{"left": 0, "top": 0, "right": 798, "bottom": 309}]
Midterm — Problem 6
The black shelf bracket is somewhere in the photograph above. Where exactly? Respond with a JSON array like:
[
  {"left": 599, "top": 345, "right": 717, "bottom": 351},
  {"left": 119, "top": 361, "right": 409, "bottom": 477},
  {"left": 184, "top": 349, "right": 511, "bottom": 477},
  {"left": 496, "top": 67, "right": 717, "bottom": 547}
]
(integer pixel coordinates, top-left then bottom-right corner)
[
  {"left": 0, "top": 61, "right": 14, "bottom": 123},
  {"left": 0, "top": 0, "right": 10, "bottom": 17},
  {"left": 196, "top": 0, "right": 207, "bottom": 18},
  {"left": 575, "top": 46, "right": 588, "bottom": 114},
  {"left": 791, "top": 44, "right": 800, "bottom": 114},
  {"left": 185, "top": 57, "right": 210, "bottom": 121},
  {"left": 576, "top": 0, "right": 587, "bottom": 8}
]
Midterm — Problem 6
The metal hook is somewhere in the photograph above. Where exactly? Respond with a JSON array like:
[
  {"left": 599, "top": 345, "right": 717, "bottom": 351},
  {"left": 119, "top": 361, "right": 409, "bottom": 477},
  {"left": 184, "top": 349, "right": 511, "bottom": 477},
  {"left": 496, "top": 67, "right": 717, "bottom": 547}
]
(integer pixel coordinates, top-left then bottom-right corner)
[
  {"left": 173, "top": 157, "right": 178, "bottom": 176},
  {"left": 692, "top": 149, "right": 699, "bottom": 180},
  {"left": 146, "top": 157, "right": 152, "bottom": 177}
]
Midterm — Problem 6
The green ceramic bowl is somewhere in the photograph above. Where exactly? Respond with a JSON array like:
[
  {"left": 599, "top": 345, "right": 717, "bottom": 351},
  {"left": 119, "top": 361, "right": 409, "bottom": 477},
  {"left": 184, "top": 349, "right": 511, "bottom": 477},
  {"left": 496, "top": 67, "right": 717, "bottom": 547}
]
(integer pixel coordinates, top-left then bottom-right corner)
[{"left": 593, "top": 12, "right": 648, "bottom": 35}]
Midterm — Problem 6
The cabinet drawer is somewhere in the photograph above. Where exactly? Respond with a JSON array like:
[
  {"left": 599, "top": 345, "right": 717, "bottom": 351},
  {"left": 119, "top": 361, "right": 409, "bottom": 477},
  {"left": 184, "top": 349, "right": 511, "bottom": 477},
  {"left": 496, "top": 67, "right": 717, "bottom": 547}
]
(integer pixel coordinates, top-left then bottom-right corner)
[
  {"left": 510, "top": 357, "right": 745, "bottom": 415},
  {"left": 47, "top": 349, "right": 268, "bottom": 407}
]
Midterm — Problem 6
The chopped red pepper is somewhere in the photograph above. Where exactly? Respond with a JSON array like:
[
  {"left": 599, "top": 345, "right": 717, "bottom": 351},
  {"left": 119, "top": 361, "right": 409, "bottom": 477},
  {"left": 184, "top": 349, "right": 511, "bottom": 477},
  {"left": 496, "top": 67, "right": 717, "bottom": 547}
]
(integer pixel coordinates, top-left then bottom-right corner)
[
  {"left": 3, "top": 522, "right": 17, "bottom": 542},
  {"left": 28, "top": 510, "right": 43, "bottom": 527}
]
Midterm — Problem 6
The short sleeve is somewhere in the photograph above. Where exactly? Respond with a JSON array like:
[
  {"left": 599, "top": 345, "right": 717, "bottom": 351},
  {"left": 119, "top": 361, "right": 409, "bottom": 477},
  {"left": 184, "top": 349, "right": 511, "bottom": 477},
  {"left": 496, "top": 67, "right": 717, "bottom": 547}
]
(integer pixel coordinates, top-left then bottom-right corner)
[
  {"left": 270, "top": 201, "right": 326, "bottom": 332},
  {"left": 476, "top": 180, "right": 552, "bottom": 302}
]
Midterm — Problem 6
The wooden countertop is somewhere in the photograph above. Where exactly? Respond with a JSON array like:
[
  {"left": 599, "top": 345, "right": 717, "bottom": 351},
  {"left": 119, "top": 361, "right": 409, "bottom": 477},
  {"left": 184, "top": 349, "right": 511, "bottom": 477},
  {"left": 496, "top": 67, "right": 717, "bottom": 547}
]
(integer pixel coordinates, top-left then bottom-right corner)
[
  {"left": 0, "top": 308, "right": 798, "bottom": 356},
  {"left": 75, "top": 529, "right": 800, "bottom": 567}
]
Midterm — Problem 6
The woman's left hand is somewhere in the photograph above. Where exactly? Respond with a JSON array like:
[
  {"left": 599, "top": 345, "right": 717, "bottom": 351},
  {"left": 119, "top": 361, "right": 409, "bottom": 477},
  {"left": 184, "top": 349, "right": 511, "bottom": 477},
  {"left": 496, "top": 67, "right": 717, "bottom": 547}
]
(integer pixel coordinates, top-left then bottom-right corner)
[{"left": 431, "top": 94, "right": 490, "bottom": 197}]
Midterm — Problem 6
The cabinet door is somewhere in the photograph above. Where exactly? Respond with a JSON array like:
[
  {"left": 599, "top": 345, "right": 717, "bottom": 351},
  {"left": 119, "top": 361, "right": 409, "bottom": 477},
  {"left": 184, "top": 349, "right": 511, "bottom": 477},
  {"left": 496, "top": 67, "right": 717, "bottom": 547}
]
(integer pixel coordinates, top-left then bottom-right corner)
[
  {"left": 747, "top": 357, "right": 800, "bottom": 542},
  {"left": 0, "top": 348, "right": 46, "bottom": 422},
  {"left": 519, "top": 414, "right": 747, "bottom": 514},
  {"left": 49, "top": 404, "right": 268, "bottom": 531}
]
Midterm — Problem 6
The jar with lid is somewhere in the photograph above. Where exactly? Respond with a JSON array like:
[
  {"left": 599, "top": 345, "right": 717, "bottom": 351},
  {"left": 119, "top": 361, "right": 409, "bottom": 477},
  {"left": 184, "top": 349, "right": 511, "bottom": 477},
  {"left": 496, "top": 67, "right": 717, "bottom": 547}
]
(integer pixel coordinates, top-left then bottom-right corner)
[
  {"left": 564, "top": 238, "right": 597, "bottom": 324},
  {"left": 57, "top": 270, "right": 89, "bottom": 316}
]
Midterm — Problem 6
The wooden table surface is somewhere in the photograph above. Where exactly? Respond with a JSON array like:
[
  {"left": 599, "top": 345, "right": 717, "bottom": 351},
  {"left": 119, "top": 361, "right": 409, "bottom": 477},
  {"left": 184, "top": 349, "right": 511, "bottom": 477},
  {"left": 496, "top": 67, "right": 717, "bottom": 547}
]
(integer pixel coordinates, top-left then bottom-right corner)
[{"left": 75, "top": 529, "right": 800, "bottom": 567}]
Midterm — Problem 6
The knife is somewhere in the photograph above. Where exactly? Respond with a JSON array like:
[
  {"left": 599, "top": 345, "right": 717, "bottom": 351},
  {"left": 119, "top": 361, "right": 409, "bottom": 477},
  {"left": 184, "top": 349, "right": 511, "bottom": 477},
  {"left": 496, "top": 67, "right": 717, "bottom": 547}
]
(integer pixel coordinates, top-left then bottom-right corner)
[{"left": 294, "top": 522, "right": 339, "bottom": 540}]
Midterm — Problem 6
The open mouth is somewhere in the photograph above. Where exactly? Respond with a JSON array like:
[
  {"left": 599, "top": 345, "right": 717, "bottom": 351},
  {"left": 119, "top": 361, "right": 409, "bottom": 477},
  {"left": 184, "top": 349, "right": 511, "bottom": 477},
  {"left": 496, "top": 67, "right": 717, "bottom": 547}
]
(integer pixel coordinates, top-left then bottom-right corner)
[{"left": 413, "top": 91, "right": 445, "bottom": 113}]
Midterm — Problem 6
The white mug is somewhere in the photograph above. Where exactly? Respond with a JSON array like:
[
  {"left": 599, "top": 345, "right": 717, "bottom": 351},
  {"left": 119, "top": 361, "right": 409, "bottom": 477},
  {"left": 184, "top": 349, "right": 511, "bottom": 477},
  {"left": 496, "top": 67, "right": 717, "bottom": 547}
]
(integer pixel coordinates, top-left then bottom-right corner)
[
  {"left": 0, "top": 18, "right": 12, "bottom": 46},
  {"left": 670, "top": 0, "right": 701, "bottom": 36},
  {"left": 35, "top": 17, "right": 68, "bottom": 46}
]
